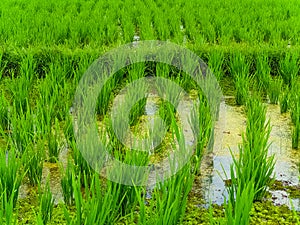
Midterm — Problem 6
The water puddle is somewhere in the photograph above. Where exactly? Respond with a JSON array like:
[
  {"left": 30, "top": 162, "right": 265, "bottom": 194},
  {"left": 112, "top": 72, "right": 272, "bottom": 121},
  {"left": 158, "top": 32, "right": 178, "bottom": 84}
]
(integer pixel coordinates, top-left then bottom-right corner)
[{"left": 200, "top": 103, "right": 300, "bottom": 210}]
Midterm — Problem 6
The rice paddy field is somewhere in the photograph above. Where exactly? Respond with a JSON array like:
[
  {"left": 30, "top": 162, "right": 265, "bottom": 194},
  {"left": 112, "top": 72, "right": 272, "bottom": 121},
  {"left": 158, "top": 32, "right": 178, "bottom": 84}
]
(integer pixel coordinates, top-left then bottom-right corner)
[{"left": 0, "top": 0, "right": 300, "bottom": 224}]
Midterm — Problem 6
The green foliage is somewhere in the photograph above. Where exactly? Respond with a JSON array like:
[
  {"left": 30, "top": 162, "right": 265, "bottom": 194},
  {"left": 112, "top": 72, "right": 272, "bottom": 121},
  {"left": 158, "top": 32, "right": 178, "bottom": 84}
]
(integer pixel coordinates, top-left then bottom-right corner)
[
  {"left": 229, "top": 53, "right": 251, "bottom": 105},
  {"left": 37, "top": 180, "right": 54, "bottom": 225}
]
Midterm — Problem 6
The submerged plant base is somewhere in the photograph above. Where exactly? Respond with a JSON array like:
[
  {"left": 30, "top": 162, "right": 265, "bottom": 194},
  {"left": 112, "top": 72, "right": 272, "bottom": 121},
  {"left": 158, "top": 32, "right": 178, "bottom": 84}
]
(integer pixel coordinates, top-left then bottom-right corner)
[
  {"left": 270, "top": 180, "right": 300, "bottom": 199},
  {"left": 183, "top": 200, "right": 300, "bottom": 225}
]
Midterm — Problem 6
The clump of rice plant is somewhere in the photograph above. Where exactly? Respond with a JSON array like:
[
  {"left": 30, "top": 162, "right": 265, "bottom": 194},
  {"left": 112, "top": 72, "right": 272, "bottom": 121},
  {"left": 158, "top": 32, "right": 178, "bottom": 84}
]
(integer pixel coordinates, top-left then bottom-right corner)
[
  {"left": 0, "top": 185, "right": 17, "bottom": 225},
  {"left": 63, "top": 114, "right": 75, "bottom": 145},
  {"left": 156, "top": 77, "right": 183, "bottom": 130},
  {"left": 63, "top": 171, "right": 128, "bottom": 225},
  {"left": 8, "top": 76, "right": 31, "bottom": 115},
  {"left": 136, "top": 117, "right": 194, "bottom": 224},
  {"left": 255, "top": 55, "right": 271, "bottom": 92},
  {"left": 23, "top": 141, "right": 44, "bottom": 186},
  {"left": 289, "top": 84, "right": 299, "bottom": 149},
  {"left": 0, "top": 93, "right": 9, "bottom": 132},
  {"left": 279, "top": 53, "right": 299, "bottom": 87},
  {"left": 47, "top": 118, "right": 61, "bottom": 163},
  {"left": 0, "top": 149, "right": 23, "bottom": 209},
  {"left": 292, "top": 120, "right": 299, "bottom": 149},
  {"left": 229, "top": 53, "right": 251, "bottom": 105},
  {"left": 69, "top": 135, "right": 95, "bottom": 185},
  {"left": 268, "top": 77, "right": 282, "bottom": 104},
  {"left": 230, "top": 97, "right": 275, "bottom": 201},
  {"left": 37, "top": 180, "right": 54, "bottom": 225},
  {"left": 9, "top": 104, "right": 36, "bottom": 154},
  {"left": 224, "top": 170, "right": 255, "bottom": 225},
  {"left": 60, "top": 160, "right": 75, "bottom": 206},
  {"left": 96, "top": 75, "right": 117, "bottom": 117},
  {"left": 189, "top": 94, "right": 212, "bottom": 174},
  {"left": 279, "top": 87, "right": 289, "bottom": 113},
  {"left": 208, "top": 51, "right": 224, "bottom": 81}
]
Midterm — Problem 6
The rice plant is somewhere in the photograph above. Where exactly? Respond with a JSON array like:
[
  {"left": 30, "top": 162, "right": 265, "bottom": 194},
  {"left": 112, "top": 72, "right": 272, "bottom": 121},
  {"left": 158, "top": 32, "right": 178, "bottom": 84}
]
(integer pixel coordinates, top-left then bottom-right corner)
[
  {"left": 224, "top": 170, "right": 255, "bottom": 225},
  {"left": 23, "top": 141, "right": 44, "bottom": 186},
  {"left": 37, "top": 179, "right": 54, "bottom": 225},
  {"left": 0, "top": 93, "right": 9, "bottom": 133},
  {"left": 268, "top": 77, "right": 282, "bottom": 104},
  {"left": 142, "top": 121, "right": 195, "bottom": 225},
  {"left": 279, "top": 53, "right": 299, "bottom": 87},
  {"left": 229, "top": 54, "right": 251, "bottom": 105},
  {"left": 9, "top": 103, "right": 36, "bottom": 154},
  {"left": 255, "top": 55, "right": 271, "bottom": 92},
  {"left": 292, "top": 119, "right": 299, "bottom": 149},
  {"left": 0, "top": 185, "right": 17, "bottom": 225},
  {"left": 0, "top": 149, "right": 23, "bottom": 209},
  {"left": 60, "top": 160, "right": 75, "bottom": 206},
  {"left": 230, "top": 97, "right": 275, "bottom": 201},
  {"left": 8, "top": 72, "right": 32, "bottom": 114},
  {"left": 47, "top": 118, "right": 61, "bottom": 163},
  {"left": 208, "top": 51, "right": 224, "bottom": 81},
  {"left": 189, "top": 94, "right": 212, "bottom": 174},
  {"left": 63, "top": 171, "right": 127, "bottom": 225},
  {"left": 279, "top": 87, "right": 289, "bottom": 113}
]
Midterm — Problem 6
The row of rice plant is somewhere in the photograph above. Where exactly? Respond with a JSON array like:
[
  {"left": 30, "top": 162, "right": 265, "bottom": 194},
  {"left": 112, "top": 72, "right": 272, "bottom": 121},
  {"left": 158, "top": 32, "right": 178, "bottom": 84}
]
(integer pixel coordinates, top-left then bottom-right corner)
[
  {"left": 0, "top": 46, "right": 299, "bottom": 224},
  {"left": 0, "top": 0, "right": 300, "bottom": 48},
  {"left": 221, "top": 96, "right": 275, "bottom": 224}
]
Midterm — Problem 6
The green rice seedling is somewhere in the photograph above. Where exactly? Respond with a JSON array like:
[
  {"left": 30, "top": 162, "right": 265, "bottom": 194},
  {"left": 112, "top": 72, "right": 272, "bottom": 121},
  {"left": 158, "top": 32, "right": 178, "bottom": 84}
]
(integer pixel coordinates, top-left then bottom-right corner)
[
  {"left": 290, "top": 104, "right": 299, "bottom": 127},
  {"left": 208, "top": 51, "right": 224, "bottom": 81},
  {"left": 234, "top": 74, "right": 250, "bottom": 105},
  {"left": 36, "top": 97, "right": 54, "bottom": 137},
  {"left": 231, "top": 97, "right": 275, "bottom": 201},
  {"left": 189, "top": 94, "right": 212, "bottom": 174},
  {"left": 0, "top": 149, "right": 23, "bottom": 209},
  {"left": 9, "top": 103, "right": 36, "bottom": 154},
  {"left": 279, "top": 53, "right": 299, "bottom": 86},
  {"left": 96, "top": 78, "right": 115, "bottom": 117},
  {"left": 109, "top": 150, "right": 149, "bottom": 218},
  {"left": 292, "top": 119, "right": 299, "bottom": 149},
  {"left": 143, "top": 118, "right": 194, "bottom": 225},
  {"left": 146, "top": 162, "right": 194, "bottom": 225},
  {"left": 8, "top": 71, "right": 32, "bottom": 114},
  {"left": 83, "top": 173, "right": 127, "bottom": 225},
  {"left": 268, "top": 77, "right": 282, "bottom": 104},
  {"left": 279, "top": 87, "right": 289, "bottom": 113},
  {"left": 60, "top": 160, "right": 75, "bottom": 206},
  {"left": 224, "top": 168, "right": 255, "bottom": 225},
  {"left": 0, "top": 184, "right": 17, "bottom": 225},
  {"left": 156, "top": 77, "right": 182, "bottom": 131},
  {"left": 63, "top": 171, "right": 125, "bottom": 225},
  {"left": 155, "top": 62, "right": 170, "bottom": 79},
  {"left": 37, "top": 179, "right": 54, "bottom": 225},
  {"left": 229, "top": 53, "right": 251, "bottom": 105},
  {"left": 289, "top": 85, "right": 299, "bottom": 126},
  {"left": 255, "top": 55, "right": 271, "bottom": 92},
  {"left": 70, "top": 139, "right": 93, "bottom": 186},
  {"left": 47, "top": 118, "right": 61, "bottom": 163},
  {"left": 0, "top": 52, "right": 7, "bottom": 81},
  {"left": 66, "top": 172, "right": 83, "bottom": 225},
  {"left": 19, "top": 53, "right": 36, "bottom": 82},
  {"left": 63, "top": 114, "right": 75, "bottom": 145},
  {"left": 23, "top": 141, "right": 44, "bottom": 186},
  {"left": 125, "top": 74, "right": 148, "bottom": 126},
  {"left": 0, "top": 93, "right": 9, "bottom": 132},
  {"left": 7, "top": 54, "right": 35, "bottom": 114}
]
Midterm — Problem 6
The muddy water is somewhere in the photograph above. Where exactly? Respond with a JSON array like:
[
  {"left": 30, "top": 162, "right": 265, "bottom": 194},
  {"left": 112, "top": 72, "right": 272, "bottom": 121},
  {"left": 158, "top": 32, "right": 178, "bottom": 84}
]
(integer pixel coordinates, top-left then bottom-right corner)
[{"left": 199, "top": 102, "right": 300, "bottom": 210}]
